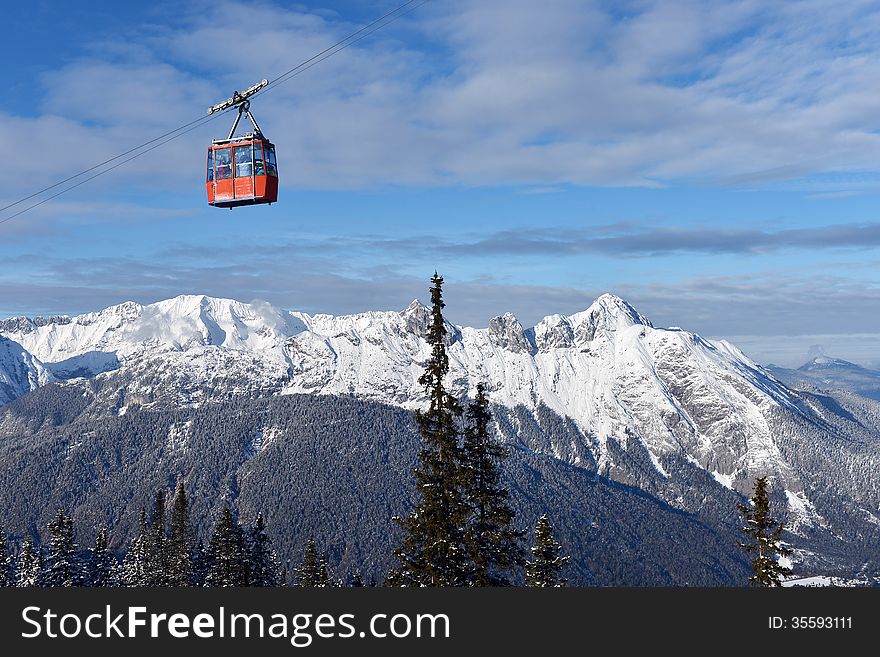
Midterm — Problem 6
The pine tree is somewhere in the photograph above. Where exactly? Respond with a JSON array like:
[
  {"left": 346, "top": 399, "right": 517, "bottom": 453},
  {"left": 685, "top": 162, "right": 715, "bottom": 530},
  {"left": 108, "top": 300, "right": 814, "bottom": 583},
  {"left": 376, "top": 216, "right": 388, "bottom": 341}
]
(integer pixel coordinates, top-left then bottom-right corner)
[
  {"left": 737, "top": 477, "right": 793, "bottom": 587},
  {"left": 461, "top": 383, "right": 523, "bottom": 585},
  {"left": 296, "top": 538, "right": 321, "bottom": 587},
  {"left": 122, "top": 509, "right": 149, "bottom": 586},
  {"left": 317, "top": 555, "right": 331, "bottom": 587},
  {"left": 525, "top": 515, "right": 569, "bottom": 587},
  {"left": 44, "top": 509, "right": 79, "bottom": 587},
  {"left": 16, "top": 538, "right": 42, "bottom": 587},
  {"left": 350, "top": 571, "right": 364, "bottom": 587},
  {"left": 247, "top": 513, "right": 279, "bottom": 586},
  {"left": 204, "top": 506, "right": 248, "bottom": 587},
  {"left": 144, "top": 489, "right": 168, "bottom": 586},
  {"left": 388, "top": 273, "right": 471, "bottom": 586},
  {"left": 86, "top": 526, "right": 116, "bottom": 587},
  {"left": 167, "top": 481, "right": 194, "bottom": 587},
  {"left": 0, "top": 525, "right": 13, "bottom": 587}
]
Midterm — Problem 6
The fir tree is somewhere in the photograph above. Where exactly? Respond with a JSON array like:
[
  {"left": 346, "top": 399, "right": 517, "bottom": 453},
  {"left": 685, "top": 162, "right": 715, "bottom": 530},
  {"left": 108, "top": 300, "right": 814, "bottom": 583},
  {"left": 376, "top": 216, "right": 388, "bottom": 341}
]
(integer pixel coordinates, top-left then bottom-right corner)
[
  {"left": 737, "top": 477, "right": 793, "bottom": 587},
  {"left": 167, "top": 481, "right": 194, "bottom": 587},
  {"left": 204, "top": 506, "right": 248, "bottom": 587},
  {"left": 350, "top": 570, "right": 364, "bottom": 587},
  {"left": 461, "top": 383, "right": 523, "bottom": 585},
  {"left": 296, "top": 538, "right": 321, "bottom": 587},
  {"left": 16, "top": 538, "right": 42, "bottom": 587},
  {"left": 86, "top": 526, "right": 116, "bottom": 587},
  {"left": 44, "top": 509, "right": 79, "bottom": 587},
  {"left": 525, "top": 515, "right": 569, "bottom": 587},
  {"left": 388, "top": 273, "right": 471, "bottom": 586},
  {"left": 247, "top": 513, "right": 279, "bottom": 586},
  {"left": 0, "top": 525, "right": 12, "bottom": 587},
  {"left": 122, "top": 509, "right": 150, "bottom": 586}
]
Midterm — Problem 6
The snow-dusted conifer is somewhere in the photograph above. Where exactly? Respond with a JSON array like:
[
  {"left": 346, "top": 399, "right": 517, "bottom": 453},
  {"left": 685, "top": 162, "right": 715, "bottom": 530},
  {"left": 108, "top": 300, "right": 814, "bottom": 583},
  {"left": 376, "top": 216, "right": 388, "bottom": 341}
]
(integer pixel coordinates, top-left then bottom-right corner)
[
  {"left": 525, "top": 515, "right": 569, "bottom": 587},
  {"left": 388, "top": 273, "right": 471, "bottom": 586},
  {"left": 167, "top": 481, "right": 194, "bottom": 586},
  {"left": 144, "top": 489, "right": 168, "bottom": 586},
  {"left": 737, "top": 477, "right": 792, "bottom": 587},
  {"left": 317, "top": 555, "right": 331, "bottom": 587},
  {"left": 44, "top": 509, "right": 80, "bottom": 587},
  {"left": 247, "top": 513, "right": 279, "bottom": 586},
  {"left": 86, "top": 526, "right": 116, "bottom": 587},
  {"left": 461, "top": 383, "right": 523, "bottom": 585},
  {"left": 16, "top": 538, "right": 42, "bottom": 587},
  {"left": 296, "top": 538, "right": 321, "bottom": 587},
  {"left": 122, "top": 509, "right": 149, "bottom": 586},
  {"left": 204, "top": 506, "right": 248, "bottom": 587}
]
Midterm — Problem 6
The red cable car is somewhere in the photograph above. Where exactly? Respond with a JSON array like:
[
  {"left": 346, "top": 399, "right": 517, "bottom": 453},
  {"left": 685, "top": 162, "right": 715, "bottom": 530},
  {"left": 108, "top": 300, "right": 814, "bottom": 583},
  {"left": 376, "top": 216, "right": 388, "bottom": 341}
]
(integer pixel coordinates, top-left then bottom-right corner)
[{"left": 205, "top": 80, "right": 278, "bottom": 208}]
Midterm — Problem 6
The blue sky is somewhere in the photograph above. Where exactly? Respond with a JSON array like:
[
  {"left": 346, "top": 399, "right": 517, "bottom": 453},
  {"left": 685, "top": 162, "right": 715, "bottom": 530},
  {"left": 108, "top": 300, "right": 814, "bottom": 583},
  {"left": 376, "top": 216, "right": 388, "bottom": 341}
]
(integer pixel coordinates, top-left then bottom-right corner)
[{"left": 2, "top": 0, "right": 880, "bottom": 367}]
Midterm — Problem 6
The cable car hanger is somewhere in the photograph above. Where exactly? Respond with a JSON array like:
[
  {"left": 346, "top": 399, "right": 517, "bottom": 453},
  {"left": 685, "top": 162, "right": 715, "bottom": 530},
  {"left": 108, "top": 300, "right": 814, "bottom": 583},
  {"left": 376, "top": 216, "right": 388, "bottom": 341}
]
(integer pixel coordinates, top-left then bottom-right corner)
[{"left": 207, "top": 78, "right": 268, "bottom": 140}]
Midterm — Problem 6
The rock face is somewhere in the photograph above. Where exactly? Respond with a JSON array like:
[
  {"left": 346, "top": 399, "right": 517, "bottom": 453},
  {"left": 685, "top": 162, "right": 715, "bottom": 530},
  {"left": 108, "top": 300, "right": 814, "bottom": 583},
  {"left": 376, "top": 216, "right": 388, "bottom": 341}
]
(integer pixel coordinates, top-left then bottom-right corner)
[
  {"left": 2, "top": 291, "right": 880, "bottom": 574},
  {"left": 488, "top": 313, "right": 533, "bottom": 353}
]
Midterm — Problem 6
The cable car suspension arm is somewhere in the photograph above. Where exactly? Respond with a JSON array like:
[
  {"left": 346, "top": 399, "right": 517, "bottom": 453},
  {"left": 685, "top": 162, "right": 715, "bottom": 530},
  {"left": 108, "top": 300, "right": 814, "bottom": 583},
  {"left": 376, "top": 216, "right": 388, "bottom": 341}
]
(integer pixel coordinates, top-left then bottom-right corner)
[{"left": 224, "top": 100, "right": 264, "bottom": 140}]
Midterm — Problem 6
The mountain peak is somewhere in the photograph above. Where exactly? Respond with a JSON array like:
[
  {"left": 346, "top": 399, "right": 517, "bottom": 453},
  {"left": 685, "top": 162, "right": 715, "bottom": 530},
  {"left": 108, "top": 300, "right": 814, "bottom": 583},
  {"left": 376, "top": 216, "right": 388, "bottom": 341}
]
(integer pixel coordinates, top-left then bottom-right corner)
[
  {"left": 401, "top": 299, "right": 428, "bottom": 314},
  {"left": 565, "top": 293, "right": 652, "bottom": 344},
  {"left": 488, "top": 312, "right": 532, "bottom": 353},
  {"left": 799, "top": 355, "right": 861, "bottom": 372},
  {"left": 592, "top": 293, "right": 652, "bottom": 326}
]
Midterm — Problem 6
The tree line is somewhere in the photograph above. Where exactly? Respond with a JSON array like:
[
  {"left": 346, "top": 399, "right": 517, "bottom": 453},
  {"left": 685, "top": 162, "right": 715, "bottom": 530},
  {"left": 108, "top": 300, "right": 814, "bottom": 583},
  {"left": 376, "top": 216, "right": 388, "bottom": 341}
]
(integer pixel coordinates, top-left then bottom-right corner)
[{"left": 0, "top": 485, "right": 566, "bottom": 588}]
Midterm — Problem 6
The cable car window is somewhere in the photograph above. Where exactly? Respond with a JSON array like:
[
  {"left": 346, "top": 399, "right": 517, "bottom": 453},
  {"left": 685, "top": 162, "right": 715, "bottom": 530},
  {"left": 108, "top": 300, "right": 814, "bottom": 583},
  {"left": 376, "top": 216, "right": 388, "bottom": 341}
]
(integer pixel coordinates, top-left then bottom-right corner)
[
  {"left": 215, "top": 148, "right": 233, "bottom": 180},
  {"left": 253, "top": 142, "right": 265, "bottom": 176},
  {"left": 206, "top": 149, "right": 214, "bottom": 182},
  {"left": 266, "top": 146, "right": 277, "bottom": 177},
  {"left": 235, "top": 144, "right": 253, "bottom": 178}
]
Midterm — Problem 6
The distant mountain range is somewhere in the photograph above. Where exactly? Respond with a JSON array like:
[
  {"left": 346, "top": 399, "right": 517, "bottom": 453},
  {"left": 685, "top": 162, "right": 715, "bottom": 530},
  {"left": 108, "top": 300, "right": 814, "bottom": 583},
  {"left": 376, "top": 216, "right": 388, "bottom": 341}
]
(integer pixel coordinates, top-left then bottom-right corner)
[
  {"left": 768, "top": 356, "right": 880, "bottom": 401},
  {"left": 1, "top": 293, "right": 878, "bottom": 584}
]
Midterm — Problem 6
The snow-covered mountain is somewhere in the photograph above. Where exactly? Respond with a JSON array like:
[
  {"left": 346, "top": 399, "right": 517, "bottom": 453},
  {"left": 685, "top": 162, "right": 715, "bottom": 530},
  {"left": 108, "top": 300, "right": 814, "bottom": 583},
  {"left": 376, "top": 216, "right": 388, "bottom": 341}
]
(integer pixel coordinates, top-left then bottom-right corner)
[
  {"left": 0, "top": 336, "right": 54, "bottom": 405},
  {"left": 768, "top": 356, "right": 880, "bottom": 401},
  {"left": 3, "top": 291, "right": 880, "bottom": 579},
  {"left": 1, "top": 293, "right": 878, "bottom": 534},
  {"left": 0, "top": 294, "right": 844, "bottom": 480}
]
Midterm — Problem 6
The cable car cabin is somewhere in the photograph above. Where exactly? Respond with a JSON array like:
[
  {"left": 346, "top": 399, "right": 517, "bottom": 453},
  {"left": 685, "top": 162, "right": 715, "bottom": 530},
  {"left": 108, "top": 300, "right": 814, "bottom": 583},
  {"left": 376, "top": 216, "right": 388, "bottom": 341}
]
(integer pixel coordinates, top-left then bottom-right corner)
[{"left": 206, "top": 135, "right": 278, "bottom": 208}]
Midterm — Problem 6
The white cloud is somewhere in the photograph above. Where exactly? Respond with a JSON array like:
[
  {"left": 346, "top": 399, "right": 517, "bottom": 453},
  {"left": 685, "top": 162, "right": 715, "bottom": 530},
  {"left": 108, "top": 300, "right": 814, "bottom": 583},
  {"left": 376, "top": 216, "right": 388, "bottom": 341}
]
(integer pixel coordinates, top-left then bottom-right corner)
[{"left": 4, "top": 0, "right": 880, "bottom": 197}]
